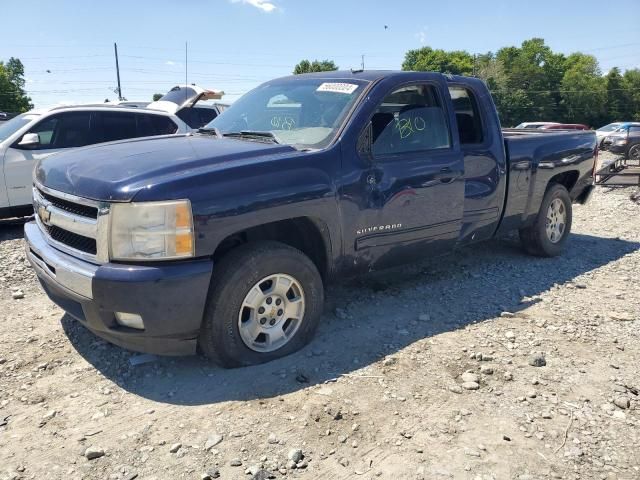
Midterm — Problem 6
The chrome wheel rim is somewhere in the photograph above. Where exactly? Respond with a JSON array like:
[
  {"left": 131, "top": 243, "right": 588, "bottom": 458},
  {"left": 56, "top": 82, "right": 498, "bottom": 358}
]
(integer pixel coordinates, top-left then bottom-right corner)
[
  {"left": 629, "top": 145, "right": 640, "bottom": 160},
  {"left": 238, "top": 274, "right": 305, "bottom": 353},
  {"left": 546, "top": 198, "right": 566, "bottom": 244}
]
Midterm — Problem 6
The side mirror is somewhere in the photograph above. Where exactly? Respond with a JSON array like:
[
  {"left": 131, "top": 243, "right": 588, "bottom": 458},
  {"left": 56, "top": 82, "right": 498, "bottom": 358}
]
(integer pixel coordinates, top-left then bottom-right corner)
[
  {"left": 357, "top": 122, "right": 373, "bottom": 164},
  {"left": 18, "top": 132, "right": 40, "bottom": 148}
]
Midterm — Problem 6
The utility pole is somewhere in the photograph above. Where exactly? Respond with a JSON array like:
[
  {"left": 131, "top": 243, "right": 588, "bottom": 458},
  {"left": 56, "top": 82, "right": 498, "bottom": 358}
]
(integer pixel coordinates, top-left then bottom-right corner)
[
  {"left": 114, "top": 43, "right": 123, "bottom": 101},
  {"left": 361, "top": 54, "right": 365, "bottom": 70}
]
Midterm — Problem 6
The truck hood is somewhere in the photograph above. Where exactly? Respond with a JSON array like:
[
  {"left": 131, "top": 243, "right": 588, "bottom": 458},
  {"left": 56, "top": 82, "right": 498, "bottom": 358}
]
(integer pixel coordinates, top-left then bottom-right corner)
[{"left": 35, "top": 134, "right": 296, "bottom": 202}]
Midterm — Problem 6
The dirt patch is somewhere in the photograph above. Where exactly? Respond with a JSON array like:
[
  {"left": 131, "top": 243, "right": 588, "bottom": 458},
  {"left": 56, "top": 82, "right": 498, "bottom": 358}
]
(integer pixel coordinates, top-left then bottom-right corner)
[{"left": 0, "top": 182, "right": 639, "bottom": 479}]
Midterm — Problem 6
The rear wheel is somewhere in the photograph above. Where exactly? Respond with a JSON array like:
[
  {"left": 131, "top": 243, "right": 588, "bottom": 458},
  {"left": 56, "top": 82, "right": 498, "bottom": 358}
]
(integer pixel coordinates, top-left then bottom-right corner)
[
  {"left": 519, "top": 184, "right": 572, "bottom": 257},
  {"left": 198, "top": 241, "right": 324, "bottom": 368}
]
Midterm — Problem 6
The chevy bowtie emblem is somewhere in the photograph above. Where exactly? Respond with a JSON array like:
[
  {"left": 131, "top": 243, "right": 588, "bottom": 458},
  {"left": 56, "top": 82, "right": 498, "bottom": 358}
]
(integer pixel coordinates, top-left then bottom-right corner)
[{"left": 38, "top": 204, "right": 52, "bottom": 225}]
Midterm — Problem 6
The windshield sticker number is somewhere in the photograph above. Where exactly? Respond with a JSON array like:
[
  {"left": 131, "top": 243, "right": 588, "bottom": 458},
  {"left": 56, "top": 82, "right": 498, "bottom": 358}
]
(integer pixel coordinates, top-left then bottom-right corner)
[{"left": 316, "top": 82, "right": 358, "bottom": 94}]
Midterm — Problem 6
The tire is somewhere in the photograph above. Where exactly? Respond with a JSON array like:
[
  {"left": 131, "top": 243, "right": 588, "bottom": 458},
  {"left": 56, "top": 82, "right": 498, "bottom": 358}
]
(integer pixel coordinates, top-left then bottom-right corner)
[
  {"left": 198, "top": 241, "right": 324, "bottom": 368},
  {"left": 519, "top": 184, "right": 572, "bottom": 257},
  {"left": 627, "top": 143, "right": 640, "bottom": 161}
]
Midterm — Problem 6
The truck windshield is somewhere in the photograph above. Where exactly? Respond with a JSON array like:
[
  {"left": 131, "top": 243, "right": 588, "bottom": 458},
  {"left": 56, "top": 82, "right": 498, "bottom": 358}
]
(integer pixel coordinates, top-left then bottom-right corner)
[
  {"left": 0, "top": 114, "right": 38, "bottom": 143},
  {"left": 205, "top": 78, "right": 368, "bottom": 149}
]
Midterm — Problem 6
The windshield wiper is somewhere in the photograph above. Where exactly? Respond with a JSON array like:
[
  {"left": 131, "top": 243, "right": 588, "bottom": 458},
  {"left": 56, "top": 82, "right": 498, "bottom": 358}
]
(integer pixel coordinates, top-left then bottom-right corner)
[{"left": 222, "top": 130, "right": 281, "bottom": 144}]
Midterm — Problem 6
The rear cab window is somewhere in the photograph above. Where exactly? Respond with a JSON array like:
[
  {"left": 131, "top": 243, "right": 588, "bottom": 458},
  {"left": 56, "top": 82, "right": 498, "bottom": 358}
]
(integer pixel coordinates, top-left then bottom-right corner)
[{"left": 448, "top": 85, "right": 484, "bottom": 145}]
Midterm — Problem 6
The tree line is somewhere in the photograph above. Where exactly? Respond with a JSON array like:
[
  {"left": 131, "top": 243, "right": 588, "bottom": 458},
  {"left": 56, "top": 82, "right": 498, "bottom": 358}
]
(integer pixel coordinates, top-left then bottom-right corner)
[
  {"left": 0, "top": 58, "right": 32, "bottom": 113},
  {"left": 3, "top": 37, "right": 639, "bottom": 129},
  {"left": 295, "top": 38, "right": 640, "bottom": 128}
]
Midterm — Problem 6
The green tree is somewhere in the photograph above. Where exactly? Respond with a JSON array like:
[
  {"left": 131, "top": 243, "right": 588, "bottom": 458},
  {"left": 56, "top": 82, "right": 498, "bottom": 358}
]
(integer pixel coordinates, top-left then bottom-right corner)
[
  {"left": 402, "top": 47, "right": 474, "bottom": 75},
  {"left": 0, "top": 57, "right": 33, "bottom": 113},
  {"left": 399, "top": 37, "right": 635, "bottom": 127},
  {"left": 560, "top": 53, "right": 606, "bottom": 127},
  {"left": 496, "top": 38, "right": 566, "bottom": 124},
  {"left": 152, "top": 93, "right": 163, "bottom": 101},
  {"left": 293, "top": 59, "right": 338, "bottom": 75},
  {"left": 622, "top": 69, "right": 640, "bottom": 121},
  {"left": 606, "top": 67, "right": 630, "bottom": 121}
]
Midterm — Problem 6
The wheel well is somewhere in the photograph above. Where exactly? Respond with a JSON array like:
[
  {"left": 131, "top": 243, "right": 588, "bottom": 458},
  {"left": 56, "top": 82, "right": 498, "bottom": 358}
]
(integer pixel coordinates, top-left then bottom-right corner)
[
  {"left": 547, "top": 170, "right": 579, "bottom": 193},
  {"left": 213, "top": 217, "right": 331, "bottom": 280}
]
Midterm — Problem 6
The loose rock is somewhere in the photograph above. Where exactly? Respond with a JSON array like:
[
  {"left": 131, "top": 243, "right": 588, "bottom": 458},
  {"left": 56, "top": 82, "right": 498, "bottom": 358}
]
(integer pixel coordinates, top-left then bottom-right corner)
[
  {"left": 528, "top": 354, "right": 546, "bottom": 367},
  {"left": 84, "top": 446, "right": 105, "bottom": 460}
]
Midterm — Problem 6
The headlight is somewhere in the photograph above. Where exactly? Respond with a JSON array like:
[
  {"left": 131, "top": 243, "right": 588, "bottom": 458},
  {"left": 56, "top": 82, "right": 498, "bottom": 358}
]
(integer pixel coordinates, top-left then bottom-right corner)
[{"left": 110, "top": 200, "right": 194, "bottom": 261}]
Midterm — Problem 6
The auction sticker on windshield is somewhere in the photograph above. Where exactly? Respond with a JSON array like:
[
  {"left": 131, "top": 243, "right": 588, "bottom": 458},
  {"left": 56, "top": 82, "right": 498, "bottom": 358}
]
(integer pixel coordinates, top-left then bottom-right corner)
[{"left": 316, "top": 82, "right": 359, "bottom": 94}]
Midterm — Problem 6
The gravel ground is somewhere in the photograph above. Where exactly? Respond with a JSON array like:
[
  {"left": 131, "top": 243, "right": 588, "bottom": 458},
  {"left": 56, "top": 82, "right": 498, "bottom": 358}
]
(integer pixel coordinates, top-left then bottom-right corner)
[{"left": 1, "top": 166, "right": 639, "bottom": 480}]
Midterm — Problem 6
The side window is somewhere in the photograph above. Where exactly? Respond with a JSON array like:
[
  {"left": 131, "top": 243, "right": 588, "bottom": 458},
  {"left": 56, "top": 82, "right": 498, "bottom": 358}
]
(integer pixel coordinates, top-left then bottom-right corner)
[
  {"left": 176, "top": 107, "right": 217, "bottom": 129},
  {"left": 51, "top": 112, "right": 92, "bottom": 149},
  {"left": 372, "top": 84, "right": 450, "bottom": 157},
  {"left": 448, "top": 86, "right": 484, "bottom": 145},
  {"left": 195, "top": 107, "right": 218, "bottom": 127},
  {"left": 28, "top": 116, "right": 60, "bottom": 148},
  {"left": 136, "top": 114, "right": 179, "bottom": 136},
  {"left": 629, "top": 126, "right": 640, "bottom": 134},
  {"left": 98, "top": 112, "right": 136, "bottom": 143}
]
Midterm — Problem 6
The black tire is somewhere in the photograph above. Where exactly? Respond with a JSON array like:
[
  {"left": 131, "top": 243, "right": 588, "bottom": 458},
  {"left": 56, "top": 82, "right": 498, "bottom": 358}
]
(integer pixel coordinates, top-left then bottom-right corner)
[
  {"left": 519, "top": 184, "right": 572, "bottom": 257},
  {"left": 198, "top": 241, "right": 324, "bottom": 368},
  {"left": 626, "top": 143, "right": 640, "bottom": 161}
]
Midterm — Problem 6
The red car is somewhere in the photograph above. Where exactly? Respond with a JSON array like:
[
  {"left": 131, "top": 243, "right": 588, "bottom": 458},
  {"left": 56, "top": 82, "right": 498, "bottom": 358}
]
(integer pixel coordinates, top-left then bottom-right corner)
[{"left": 541, "top": 123, "right": 590, "bottom": 130}]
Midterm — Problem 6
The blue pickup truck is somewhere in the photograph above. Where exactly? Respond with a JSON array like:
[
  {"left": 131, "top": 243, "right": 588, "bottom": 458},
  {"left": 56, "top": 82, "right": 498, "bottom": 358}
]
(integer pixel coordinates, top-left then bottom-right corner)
[{"left": 25, "top": 71, "right": 596, "bottom": 367}]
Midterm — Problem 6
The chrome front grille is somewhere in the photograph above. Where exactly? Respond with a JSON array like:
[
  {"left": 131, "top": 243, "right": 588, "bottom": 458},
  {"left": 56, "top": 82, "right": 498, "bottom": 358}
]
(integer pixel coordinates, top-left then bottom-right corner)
[
  {"left": 38, "top": 189, "right": 98, "bottom": 219},
  {"left": 33, "top": 185, "right": 110, "bottom": 264}
]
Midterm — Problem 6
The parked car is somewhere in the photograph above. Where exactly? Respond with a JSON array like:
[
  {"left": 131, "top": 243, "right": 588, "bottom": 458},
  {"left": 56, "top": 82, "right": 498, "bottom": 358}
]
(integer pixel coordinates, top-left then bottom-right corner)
[
  {"left": 147, "top": 85, "right": 228, "bottom": 129},
  {"left": 0, "top": 105, "right": 190, "bottom": 219},
  {"left": 0, "top": 112, "right": 7, "bottom": 121},
  {"left": 596, "top": 122, "right": 640, "bottom": 148},
  {"left": 602, "top": 124, "right": 640, "bottom": 159},
  {"left": 26, "top": 70, "right": 596, "bottom": 367},
  {"left": 540, "top": 123, "right": 589, "bottom": 130},
  {"left": 514, "top": 122, "right": 560, "bottom": 129}
]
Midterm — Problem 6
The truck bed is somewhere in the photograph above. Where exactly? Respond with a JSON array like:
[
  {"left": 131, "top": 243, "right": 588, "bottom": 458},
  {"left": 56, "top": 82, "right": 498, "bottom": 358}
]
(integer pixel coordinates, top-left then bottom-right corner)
[{"left": 496, "top": 128, "right": 596, "bottom": 235}]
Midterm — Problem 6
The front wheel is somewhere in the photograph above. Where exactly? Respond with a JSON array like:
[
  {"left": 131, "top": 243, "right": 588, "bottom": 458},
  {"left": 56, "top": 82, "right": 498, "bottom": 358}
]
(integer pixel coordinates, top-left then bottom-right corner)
[
  {"left": 198, "top": 241, "right": 324, "bottom": 368},
  {"left": 519, "top": 184, "right": 572, "bottom": 257}
]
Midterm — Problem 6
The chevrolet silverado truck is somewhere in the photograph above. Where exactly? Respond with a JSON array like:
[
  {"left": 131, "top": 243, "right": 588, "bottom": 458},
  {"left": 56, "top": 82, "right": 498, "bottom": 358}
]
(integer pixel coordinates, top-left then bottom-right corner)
[{"left": 25, "top": 71, "right": 596, "bottom": 368}]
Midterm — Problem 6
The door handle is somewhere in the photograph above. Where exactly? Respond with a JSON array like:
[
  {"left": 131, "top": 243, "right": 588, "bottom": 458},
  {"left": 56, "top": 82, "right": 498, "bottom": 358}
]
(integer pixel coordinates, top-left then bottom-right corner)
[
  {"left": 436, "top": 167, "right": 462, "bottom": 183},
  {"left": 439, "top": 176, "right": 456, "bottom": 184}
]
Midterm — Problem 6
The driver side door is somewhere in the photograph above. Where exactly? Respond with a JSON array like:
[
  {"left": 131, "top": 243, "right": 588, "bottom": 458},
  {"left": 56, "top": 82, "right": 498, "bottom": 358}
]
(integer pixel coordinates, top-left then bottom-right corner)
[{"left": 347, "top": 82, "right": 465, "bottom": 270}]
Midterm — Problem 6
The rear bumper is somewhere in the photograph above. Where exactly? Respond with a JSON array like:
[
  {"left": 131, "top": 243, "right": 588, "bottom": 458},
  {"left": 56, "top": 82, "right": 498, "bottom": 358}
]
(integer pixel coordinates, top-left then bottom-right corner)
[{"left": 25, "top": 221, "right": 213, "bottom": 355}]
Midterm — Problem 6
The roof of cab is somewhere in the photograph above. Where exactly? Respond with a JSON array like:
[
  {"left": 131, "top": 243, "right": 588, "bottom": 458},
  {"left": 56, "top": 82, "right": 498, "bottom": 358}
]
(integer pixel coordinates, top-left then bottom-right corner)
[{"left": 274, "top": 70, "right": 484, "bottom": 86}]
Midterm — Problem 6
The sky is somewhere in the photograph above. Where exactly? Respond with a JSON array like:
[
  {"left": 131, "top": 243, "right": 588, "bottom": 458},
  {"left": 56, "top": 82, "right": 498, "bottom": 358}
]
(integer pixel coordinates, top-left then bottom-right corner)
[{"left": 1, "top": 0, "right": 639, "bottom": 109}]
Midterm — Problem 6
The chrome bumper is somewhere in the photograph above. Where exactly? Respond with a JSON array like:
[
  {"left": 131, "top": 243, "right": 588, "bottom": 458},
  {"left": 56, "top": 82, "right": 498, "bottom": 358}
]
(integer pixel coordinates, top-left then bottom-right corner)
[{"left": 24, "top": 221, "right": 97, "bottom": 299}]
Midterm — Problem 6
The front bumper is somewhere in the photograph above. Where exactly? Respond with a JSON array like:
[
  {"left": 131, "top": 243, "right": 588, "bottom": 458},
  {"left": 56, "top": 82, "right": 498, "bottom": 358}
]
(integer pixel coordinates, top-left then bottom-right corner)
[{"left": 25, "top": 221, "right": 213, "bottom": 355}]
